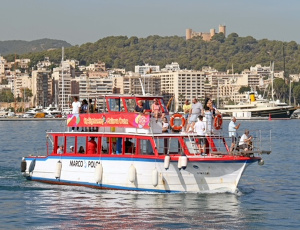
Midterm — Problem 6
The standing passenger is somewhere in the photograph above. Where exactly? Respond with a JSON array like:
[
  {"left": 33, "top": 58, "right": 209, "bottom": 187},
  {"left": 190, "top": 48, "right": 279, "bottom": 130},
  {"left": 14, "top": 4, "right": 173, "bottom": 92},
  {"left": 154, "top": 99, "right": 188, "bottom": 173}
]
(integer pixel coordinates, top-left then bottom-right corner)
[
  {"left": 186, "top": 98, "right": 203, "bottom": 132},
  {"left": 193, "top": 115, "right": 206, "bottom": 153},
  {"left": 183, "top": 99, "right": 191, "bottom": 127},
  {"left": 70, "top": 96, "right": 81, "bottom": 131},
  {"left": 228, "top": 117, "right": 241, "bottom": 153},
  {"left": 204, "top": 98, "right": 214, "bottom": 134}
]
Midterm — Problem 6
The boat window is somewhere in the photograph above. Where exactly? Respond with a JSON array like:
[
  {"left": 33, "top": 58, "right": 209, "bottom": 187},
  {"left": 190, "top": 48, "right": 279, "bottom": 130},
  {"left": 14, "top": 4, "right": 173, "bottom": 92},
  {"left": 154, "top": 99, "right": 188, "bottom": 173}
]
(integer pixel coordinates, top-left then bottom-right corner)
[
  {"left": 77, "top": 136, "right": 87, "bottom": 154},
  {"left": 139, "top": 139, "right": 154, "bottom": 155},
  {"left": 154, "top": 137, "right": 169, "bottom": 155},
  {"left": 56, "top": 136, "right": 65, "bottom": 154},
  {"left": 168, "top": 138, "right": 183, "bottom": 154},
  {"left": 115, "top": 137, "right": 123, "bottom": 154},
  {"left": 109, "top": 98, "right": 124, "bottom": 112},
  {"left": 86, "top": 136, "right": 98, "bottom": 154},
  {"left": 100, "top": 137, "right": 108, "bottom": 154},
  {"left": 103, "top": 137, "right": 117, "bottom": 154},
  {"left": 125, "top": 99, "right": 136, "bottom": 112},
  {"left": 125, "top": 138, "right": 136, "bottom": 155},
  {"left": 66, "top": 136, "right": 75, "bottom": 154},
  {"left": 154, "top": 137, "right": 183, "bottom": 155}
]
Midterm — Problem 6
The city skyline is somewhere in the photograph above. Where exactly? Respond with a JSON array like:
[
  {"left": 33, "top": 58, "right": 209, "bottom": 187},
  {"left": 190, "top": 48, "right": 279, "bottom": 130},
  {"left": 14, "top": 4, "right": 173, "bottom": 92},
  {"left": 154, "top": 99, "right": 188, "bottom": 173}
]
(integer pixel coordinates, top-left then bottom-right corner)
[{"left": 1, "top": 0, "right": 299, "bottom": 45}]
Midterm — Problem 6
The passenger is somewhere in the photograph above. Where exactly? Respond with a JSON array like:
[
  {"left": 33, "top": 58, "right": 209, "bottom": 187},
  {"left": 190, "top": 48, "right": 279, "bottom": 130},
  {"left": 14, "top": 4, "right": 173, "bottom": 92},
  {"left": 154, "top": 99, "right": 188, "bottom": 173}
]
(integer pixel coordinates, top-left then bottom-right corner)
[
  {"left": 88, "top": 98, "right": 94, "bottom": 114},
  {"left": 87, "top": 137, "right": 97, "bottom": 154},
  {"left": 88, "top": 98, "right": 96, "bottom": 132},
  {"left": 57, "top": 145, "right": 64, "bottom": 154},
  {"left": 193, "top": 115, "right": 206, "bottom": 153},
  {"left": 125, "top": 138, "right": 134, "bottom": 152},
  {"left": 239, "top": 129, "right": 253, "bottom": 151},
  {"left": 78, "top": 146, "right": 85, "bottom": 154},
  {"left": 186, "top": 98, "right": 203, "bottom": 133},
  {"left": 151, "top": 98, "right": 165, "bottom": 122},
  {"left": 70, "top": 96, "right": 81, "bottom": 131},
  {"left": 183, "top": 99, "right": 191, "bottom": 126},
  {"left": 69, "top": 146, "right": 74, "bottom": 153},
  {"left": 228, "top": 116, "right": 241, "bottom": 153},
  {"left": 134, "top": 100, "right": 146, "bottom": 114},
  {"left": 204, "top": 98, "right": 214, "bottom": 134},
  {"left": 162, "top": 117, "right": 169, "bottom": 133},
  {"left": 80, "top": 99, "right": 88, "bottom": 132}
]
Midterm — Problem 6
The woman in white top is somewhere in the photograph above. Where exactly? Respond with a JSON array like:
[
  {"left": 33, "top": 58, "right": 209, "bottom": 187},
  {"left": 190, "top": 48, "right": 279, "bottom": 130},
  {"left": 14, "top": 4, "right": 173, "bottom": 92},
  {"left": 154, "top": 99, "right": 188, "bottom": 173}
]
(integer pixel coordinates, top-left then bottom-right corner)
[{"left": 162, "top": 117, "right": 169, "bottom": 133}]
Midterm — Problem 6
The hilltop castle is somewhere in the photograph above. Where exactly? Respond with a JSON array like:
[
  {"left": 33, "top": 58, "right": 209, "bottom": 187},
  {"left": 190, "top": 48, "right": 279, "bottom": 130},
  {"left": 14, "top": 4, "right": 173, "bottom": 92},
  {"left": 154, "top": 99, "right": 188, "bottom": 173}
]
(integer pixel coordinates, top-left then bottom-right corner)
[{"left": 186, "top": 25, "right": 226, "bottom": 41}]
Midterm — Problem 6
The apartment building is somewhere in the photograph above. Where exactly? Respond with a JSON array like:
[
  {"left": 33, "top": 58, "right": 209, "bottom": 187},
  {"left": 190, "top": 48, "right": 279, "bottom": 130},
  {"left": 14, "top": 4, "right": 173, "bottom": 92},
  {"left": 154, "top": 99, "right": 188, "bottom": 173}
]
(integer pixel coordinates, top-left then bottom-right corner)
[
  {"left": 13, "top": 74, "right": 31, "bottom": 98},
  {"left": 79, "top": 74, "right": 113, "bottom": 110},
  {"left": 52, "top": 65, "right": 72, "bottom": 111},
  {"left": 32, "top": 69, "right": 52, "bottom": 107},
  {"left": 150, "top": 70, "right": 206, "bottom": 111},
  {"left": 135, "top": 64, "right": 160, "bottom": 75}
]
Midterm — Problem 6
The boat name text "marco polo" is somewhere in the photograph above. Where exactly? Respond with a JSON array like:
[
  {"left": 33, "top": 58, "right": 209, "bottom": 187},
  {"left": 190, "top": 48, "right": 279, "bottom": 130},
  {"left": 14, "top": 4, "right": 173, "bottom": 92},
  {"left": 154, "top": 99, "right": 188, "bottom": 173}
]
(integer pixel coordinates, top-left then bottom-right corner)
[{"left": 69, "top": 160, "right": 101, "bottom": 168}]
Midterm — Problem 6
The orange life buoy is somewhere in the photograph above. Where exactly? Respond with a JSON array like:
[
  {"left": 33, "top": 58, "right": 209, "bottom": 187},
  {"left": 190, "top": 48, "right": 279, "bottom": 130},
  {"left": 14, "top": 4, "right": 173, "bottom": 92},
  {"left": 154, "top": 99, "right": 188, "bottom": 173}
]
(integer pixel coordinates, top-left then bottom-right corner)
[
  {"left": 214, "top": 114, "right": 223, "bottom": 130},
  {"left": 170, "top": 114, "right": 185, "bottom": 131}
]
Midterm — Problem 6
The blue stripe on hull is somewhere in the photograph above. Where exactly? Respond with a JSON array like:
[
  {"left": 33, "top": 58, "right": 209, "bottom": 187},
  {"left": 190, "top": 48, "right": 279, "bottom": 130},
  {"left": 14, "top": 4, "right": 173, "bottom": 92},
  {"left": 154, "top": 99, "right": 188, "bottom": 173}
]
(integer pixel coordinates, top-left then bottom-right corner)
[
  {"left": 26, "top": 176, "right": 178, "bottom": 193},
  {"left": 26, "top": 156, "right": 259, "bottom": 164}
]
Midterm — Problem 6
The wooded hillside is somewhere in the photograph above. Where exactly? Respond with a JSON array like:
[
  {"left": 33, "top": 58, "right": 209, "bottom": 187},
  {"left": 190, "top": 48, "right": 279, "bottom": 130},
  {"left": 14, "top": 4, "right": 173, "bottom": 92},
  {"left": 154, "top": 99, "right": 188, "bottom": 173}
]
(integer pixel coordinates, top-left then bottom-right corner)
[{"left": 4, "top": 33, "right": 300, "bottom": 75}]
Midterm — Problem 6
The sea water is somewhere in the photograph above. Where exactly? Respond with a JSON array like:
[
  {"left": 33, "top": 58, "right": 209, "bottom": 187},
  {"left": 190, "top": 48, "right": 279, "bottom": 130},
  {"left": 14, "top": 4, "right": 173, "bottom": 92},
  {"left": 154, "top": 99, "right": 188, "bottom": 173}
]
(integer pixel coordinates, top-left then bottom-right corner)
[{"left": 0, "top": 119, "right": 299, "bottom": 229}]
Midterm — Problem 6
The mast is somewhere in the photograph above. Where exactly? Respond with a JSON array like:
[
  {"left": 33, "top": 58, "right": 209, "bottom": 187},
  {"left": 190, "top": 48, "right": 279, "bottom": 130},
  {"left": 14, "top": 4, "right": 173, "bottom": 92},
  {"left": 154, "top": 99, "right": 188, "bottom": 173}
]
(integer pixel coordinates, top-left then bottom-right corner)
[
  {"left": 271, "top": 62, "right": 274, "bottom": 102},
  {"left": 61, "top": 47, "right": 64, "bottom": 112}
]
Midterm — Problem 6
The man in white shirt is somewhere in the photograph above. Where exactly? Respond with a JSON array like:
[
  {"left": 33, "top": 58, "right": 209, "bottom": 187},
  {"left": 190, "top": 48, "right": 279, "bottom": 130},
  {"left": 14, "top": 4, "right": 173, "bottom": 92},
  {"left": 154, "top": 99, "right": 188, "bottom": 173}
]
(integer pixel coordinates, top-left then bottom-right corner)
[
  {"left": 239, "top": 129, "right": 252, "bottom": 151},
  {"left": 70, "top": 96, "right": 81, "bottom": 131},
  {"left": 228, "top": 116, "right": 240, "bottom": 153},
  {"left": 71, "top": 96, "right": 81, "bottom": 114}
]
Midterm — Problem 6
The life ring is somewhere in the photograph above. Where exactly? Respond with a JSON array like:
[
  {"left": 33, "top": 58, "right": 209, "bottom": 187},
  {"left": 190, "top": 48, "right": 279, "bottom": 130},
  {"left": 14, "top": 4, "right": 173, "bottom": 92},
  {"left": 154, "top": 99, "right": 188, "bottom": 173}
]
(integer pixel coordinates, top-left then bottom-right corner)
[
  {"left": 170, "top": 114, "right": 185, "bottom": 131},
  {"left": 214, "top": 114, "right": 223, "bottom": 130}
]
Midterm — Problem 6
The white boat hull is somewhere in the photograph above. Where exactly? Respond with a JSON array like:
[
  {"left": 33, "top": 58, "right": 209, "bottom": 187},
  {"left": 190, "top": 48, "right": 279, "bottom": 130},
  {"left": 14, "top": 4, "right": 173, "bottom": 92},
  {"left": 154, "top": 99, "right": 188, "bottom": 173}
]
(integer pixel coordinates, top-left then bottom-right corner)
[{"left": 23, "top": 156, "right": 257, "bottom": 193}]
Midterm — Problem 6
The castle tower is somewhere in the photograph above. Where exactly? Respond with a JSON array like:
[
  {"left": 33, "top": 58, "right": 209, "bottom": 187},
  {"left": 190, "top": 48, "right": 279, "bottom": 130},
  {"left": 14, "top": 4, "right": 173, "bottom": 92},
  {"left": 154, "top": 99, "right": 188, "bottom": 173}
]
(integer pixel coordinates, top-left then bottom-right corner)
[
  {"left": 186, "top": 29, "right": 192, "bottom": 40},
  {"left": 219, "top": 25, "right": 226, "bottom": 37},
  {"left": 210, "top": 28, "right": 216, "bottom": 38}
]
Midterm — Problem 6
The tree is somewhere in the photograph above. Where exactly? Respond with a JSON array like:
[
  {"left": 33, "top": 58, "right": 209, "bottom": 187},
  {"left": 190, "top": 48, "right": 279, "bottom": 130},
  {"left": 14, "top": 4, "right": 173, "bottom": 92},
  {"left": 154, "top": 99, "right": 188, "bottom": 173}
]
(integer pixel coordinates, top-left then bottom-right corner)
[
  {"left": 293, "top": 85, "right": 300, "bottom": 105},
  {"left": 239, "top": 86, "right": 251, "bottom": 94},
  {"left": 21, "top": 88, "right": 33, "bottom": 102},
  {"left": 273, "top": 78, "right": 288, "bottom": 101},
  {"left": 0, "top": 89, "right": 14, "bottom": 102}
]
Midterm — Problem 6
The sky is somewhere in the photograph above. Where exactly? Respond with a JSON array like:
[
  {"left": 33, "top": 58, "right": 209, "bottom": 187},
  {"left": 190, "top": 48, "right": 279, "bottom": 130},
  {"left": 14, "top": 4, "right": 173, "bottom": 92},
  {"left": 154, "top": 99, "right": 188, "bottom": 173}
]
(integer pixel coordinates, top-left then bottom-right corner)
[{"left": 1, "top": 0, "right": 300, "bottom": 45}]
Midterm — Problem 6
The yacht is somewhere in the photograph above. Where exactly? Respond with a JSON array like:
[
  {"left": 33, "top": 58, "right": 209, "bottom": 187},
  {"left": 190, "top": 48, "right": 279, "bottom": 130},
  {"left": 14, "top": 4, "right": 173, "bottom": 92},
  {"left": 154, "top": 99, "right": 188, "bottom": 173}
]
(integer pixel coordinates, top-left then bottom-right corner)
[
  {"left": 22, "top": 107, "right": 43, "bottom": 118},
  {"left": 42, "top": 106, "right": 62, "bottom": 117},
  {"left": 219, "top": 92, "right": 296, "bottom": 119}
]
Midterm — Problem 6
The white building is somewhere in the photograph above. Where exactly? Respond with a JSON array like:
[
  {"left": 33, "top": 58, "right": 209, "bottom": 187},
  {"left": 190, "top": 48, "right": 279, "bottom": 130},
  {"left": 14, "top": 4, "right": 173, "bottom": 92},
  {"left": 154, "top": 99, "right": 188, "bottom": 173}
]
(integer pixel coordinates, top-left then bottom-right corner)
[{"left": 135, "top": 64, "right": 160, "bottom": 75}]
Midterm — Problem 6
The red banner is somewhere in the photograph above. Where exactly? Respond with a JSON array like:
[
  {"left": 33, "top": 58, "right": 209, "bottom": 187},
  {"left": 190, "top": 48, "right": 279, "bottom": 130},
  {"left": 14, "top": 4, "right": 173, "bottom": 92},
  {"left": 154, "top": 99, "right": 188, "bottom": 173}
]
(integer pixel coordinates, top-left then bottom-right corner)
[{"left": 67, "top": 113, "right": 150, "bottom": 129}]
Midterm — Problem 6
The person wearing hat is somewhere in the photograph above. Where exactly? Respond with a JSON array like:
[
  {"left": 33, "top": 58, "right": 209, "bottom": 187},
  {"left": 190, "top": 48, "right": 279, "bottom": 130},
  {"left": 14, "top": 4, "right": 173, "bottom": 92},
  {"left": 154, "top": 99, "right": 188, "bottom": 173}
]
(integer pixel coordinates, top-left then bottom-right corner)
[{"left": 69, "top": 146, "right": 74, "bottom": 153}]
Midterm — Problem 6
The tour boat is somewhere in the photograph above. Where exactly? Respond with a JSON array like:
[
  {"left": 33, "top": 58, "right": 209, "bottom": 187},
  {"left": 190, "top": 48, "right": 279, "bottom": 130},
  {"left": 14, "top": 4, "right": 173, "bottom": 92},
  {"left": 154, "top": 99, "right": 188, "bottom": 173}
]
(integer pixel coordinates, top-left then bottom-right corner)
[{"left": 20, "top": 95, "right": 270, "bottom": 193}]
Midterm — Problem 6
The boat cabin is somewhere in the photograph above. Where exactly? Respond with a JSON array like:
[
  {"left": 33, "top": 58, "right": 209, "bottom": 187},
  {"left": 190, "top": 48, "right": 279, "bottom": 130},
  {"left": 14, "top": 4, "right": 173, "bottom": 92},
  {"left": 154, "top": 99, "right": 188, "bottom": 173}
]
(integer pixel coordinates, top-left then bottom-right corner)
[{"left": 48, "top": 132, "right": 231, "bottom": 158}]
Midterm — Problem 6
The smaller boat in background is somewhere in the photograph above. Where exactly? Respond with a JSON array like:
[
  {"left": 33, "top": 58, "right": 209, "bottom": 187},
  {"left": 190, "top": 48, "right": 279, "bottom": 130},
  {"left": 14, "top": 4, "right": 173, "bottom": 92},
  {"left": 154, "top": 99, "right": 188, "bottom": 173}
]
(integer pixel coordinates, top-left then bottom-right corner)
[
  {"left": 22, "top": 107, "right": 43, "bottom": 118},
  {"left": 219, "top": 92, "right": 296, "bottom": 119}
]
